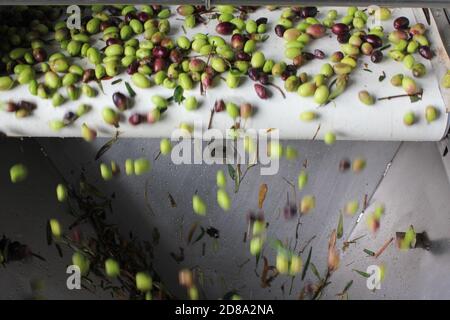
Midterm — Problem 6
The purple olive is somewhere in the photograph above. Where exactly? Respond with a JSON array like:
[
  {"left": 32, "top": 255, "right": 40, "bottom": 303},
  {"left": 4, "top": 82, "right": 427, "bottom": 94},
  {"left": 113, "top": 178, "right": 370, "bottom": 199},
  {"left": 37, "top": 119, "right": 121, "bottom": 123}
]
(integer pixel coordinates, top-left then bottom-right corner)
[
  {"left": 236, "top": 51, "right": 251, "bottom": 61},
  {"left": 152, "top": 46, "right": 169, "bottom": 58},
  {"left": 365, "top": 34, "right": 383, "bottom": 48},
  {"left": 100, "top": 21, "right": 111, "bottom": 31},
  {"left": 129, "top": 113, "right": 143, "bottom": 126},
  {"left": 254, "top": 84, "right": 269, "bottom": 99},
  {"left": 32, "top": 48, "right": 47, "bottom": 62},
  {"left": 248, "top": 68, "right": 260, "bottom": 81},
  {"left": 137, "top": 12, "right": 150, "bottom": 23},
  {"left": 113, "top": 92, "right": 128, "bottom": 111},
  {"left": 63, "top": 111, "right": 77, "bottom": 125},
  {"left": 337, "top": 33, "right": 350, "bottom": 44},
  {"left": 302, "top": 52, "right": 315, "bottom": 61},
  {"left": 314, "top": 49, "right": 325, "bottom": 59},
  {"left": 299, "top": 7, "right": 318, "bottom": 18},
  {"left": 274, "top": 25, "right": 286, "bottom": 38},
  {"left": 106, "top": 38, "right": 122, "bottom": 46},
  {"left": 169, "top": 49, "right": 183, "bottom": 63},
  {"left": 124, "top": 12, "right": 136, "bottom": 23},
  {"left": 127, "top": 61, "right": 140, "bottom": 75},
  {"left": 258, "top": 73, "right": 269, "bottom": 85},
  {"left": 214, "top": 99, "right": 225, "bottom": 112},
  {"left": 419, "top": 46, "right": 433, "bottom": 60},
  {"left": 256, "top": 17, "right": 268, "bottom": 25},
  {"left": 153, "top": 58, "right": 166, "bottom": 72},
  {"left": 331, "top": 23, "right": 349, "bottom": 36},
  {"left": 371, "top": 50, "right": 383, "bottom": 63},
  {"left": 216, "top": 22, "right": 235, "bottom": 35},
  {"left": 394, "top": 16, "right": 410, "bottom": 30}
]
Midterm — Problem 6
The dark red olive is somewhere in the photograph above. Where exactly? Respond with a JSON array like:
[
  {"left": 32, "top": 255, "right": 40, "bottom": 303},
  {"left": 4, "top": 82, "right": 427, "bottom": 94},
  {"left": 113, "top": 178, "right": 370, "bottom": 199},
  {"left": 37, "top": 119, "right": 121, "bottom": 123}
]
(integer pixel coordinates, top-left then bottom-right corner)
[
  {"left": 128, "top": 113, "right": 143, "bottom": 125},
  {"left": 256, "top": 17, "right": 268, "bottom": 25},
  {"left": 106, "top": 38, "right": 122, "bottom": 46},
  {"left": 393, "top": 16, "right": 410, "bottom": 30},
  {"left": 314, "top": 49, "right": 325, "bottom": 59},
  {"left": 302, "top": 52, "right": 315, "bottom": 61},
  {"left": 169, "top": 49, "right": 183, "bottom": 63},
  {"left": 201, "top": 72, "right": 213, "bottom": 89},
  {"left": 17, "top": 100, "right": 36, "bottom": 111},
  {"left": 137, "top": 12, "right": 150, "bottom": 23},
  {"left": 248, "top": 68, "right": 260, "bottom": 81},
  {"left": 274, "top": 25, "right": 286, "bottom": 38},
  {"left": 82, "top": 69, "right": 95, "bottom": 82},
  {"left": 339, "top": 158, "right": 351, "bottom": 172},
  {"left": 281, "top": 71, "right": 290, "bottom": 81},
  {"left": 152, "top": 46, "right": 169, "bottom": 58},
  {"left": 151, "top": 5, "right": 162, "bottom": 13},
  {"left": 32, "top": 48, "right": 47, "bottom": 62},
  {"left": 365, "top": 34, "right": 383, "bottom": 48},
  {"left": 100, "top": 21, "right": 111, "bottom": 31},
  {"left": 113, "top": 92, "right": 128, "bottom": 111},
  {"left": 127, "top": 61, "right": 140, "bottom": 75},
  {"left": 371, "top": 50, "right": 383, "bottom": 63},
  {"left": 286, "top": 64, "right": 297, "bottom": 73},
  {"left": 337, "top": 33, "right": 350, "bottom": 44},
  {"left": 236, "top": 51, "right": 251, "bottom": 61},
  {"left": 214, "top": 99, "right": 225, "bottom": 112},
  {"left": 124, "top": 12, "right": 136, "bottom": 23},
  {"left": 293, "top": 55, "right": 305, "bottom": 67},
  {"left": 153, "top": 58, "right": 166, "bottom": 72},
  {"left": 231, "top": 34, "right": 247, "bottom": 50},
  {"left": 419, "top": 46, "right": 433, "bottom": 60},
  {"left": 215, "top": 22, "right": 235, "bottom": 35},
  {"left": 258, "top": 73, "right": 269, "bottom": 85},
  {"left": 254, "top": 84, "right": 269, "bottom": 99},
  {"left": 300, "top": 7, "right": 318, "bottom": 18},
  {"left": 63, "top": 111, "right": 77, "bottom": 125},
  {"left": 331, "top": 23, "right": 349, "bottom": 36},
  {"left": 5, "top": 101, "right": 17, "bottom": 112}
]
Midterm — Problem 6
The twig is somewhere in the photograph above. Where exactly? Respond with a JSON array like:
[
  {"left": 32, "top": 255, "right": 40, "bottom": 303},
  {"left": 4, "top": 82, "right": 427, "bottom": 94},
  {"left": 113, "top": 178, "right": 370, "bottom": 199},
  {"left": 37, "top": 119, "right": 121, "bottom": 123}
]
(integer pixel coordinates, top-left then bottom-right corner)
[
  {"left": 378, "top": 91, "right": 423, "bottom": 101},
  {"left": 268, "top": 82, "right": 286, "bottom": 99},
  {"left": 375, "top": 237, "right": 394, "bottom": 258}
]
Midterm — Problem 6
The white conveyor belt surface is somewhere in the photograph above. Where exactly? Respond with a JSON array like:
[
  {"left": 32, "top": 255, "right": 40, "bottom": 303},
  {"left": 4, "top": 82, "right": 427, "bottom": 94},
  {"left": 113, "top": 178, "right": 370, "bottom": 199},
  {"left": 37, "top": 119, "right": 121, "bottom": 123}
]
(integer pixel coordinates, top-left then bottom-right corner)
[{"left": 0, "top": 6, "right": 448, "bottom": 140}]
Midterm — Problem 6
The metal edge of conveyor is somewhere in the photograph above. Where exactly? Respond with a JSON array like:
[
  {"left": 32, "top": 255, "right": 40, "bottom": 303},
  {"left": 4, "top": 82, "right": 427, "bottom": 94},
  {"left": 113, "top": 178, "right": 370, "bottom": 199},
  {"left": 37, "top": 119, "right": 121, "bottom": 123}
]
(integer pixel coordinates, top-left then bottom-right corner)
[{"left": 0, "top": 0, "right": 449, "bottom": 8}]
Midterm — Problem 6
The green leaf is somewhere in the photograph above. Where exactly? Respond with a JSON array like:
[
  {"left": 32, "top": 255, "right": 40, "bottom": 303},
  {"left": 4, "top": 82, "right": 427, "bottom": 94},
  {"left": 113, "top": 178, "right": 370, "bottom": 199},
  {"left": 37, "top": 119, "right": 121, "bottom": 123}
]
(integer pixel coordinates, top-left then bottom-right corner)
[
  {"left": 301, "top": 247, "right": 312, "bottom": 280},
  {"left": 352, "top": 269, "right": 370, "bottom": 278},
  {"left": 310, "top": 262, "right": 322, "bottom": 281},
  {"left": 378, "top": 71, "right": 386, "bottom": 82},
  {"left": 227, "top": 164, "right": 236, "bottom": 181},
  {"left": 363, "top": 248, "right": 375, "bottom": 256},
  {"left": 173, "top": 85, "right": 185, "bottom": 105},
  {"left": 125, "top": 81, "right": 136, "bottom": 97},
  {"left": 111, "top": 79, "right": 122, "bottom": 85},
  {"left": 337, "top": 213, "right": 344, "bottom": 239}
]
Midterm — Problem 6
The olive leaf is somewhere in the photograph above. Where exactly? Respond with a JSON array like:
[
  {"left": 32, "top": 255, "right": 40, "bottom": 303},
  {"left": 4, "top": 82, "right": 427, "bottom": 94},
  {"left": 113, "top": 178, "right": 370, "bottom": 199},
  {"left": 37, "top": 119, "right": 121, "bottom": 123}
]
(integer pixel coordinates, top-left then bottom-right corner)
[
  {"left": 173, "top": 85, "right": 185, "bottom": 105},
  {"left": 301, "top": 246, "right": 312, "bottom": 280},
  {"left": 124, "top": 81, "right": 136, "bottom": 97},
  {"left": 352, "top": 269, "right": 371, "bottom": 278},
  {"left": 95, "top": 131, "right": 120, "bottom": 161},
  {"left": 227, "top": 164, "right": 236, "bottom": 181},
  {"left": 258, "top": 183, "right": 268, "bottom": 209},
  {"left": 337, "top": 213, "right": 344, "bottom": 239},
  {"left": 364, "top": 248, "right": 375, "bottom": 256}
]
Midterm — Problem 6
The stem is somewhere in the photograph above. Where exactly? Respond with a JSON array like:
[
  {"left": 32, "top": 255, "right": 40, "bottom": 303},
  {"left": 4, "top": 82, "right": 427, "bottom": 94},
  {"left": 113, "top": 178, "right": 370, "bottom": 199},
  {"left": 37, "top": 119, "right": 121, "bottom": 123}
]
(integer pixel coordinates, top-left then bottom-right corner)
[
  {"left": 374, "top": 237, "right": 393, "bottom": 258},
  {"left": 268, "top": 82, "right": 286, "bottom": 99},
  {"left": 378, "top": 91, "right": 423, "bottom": 101}
]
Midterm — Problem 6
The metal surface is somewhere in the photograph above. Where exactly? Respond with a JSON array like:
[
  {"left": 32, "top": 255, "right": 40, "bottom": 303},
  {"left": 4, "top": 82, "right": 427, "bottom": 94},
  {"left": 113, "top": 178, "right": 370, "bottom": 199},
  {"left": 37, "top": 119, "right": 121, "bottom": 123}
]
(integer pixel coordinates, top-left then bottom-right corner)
[
  {"left": 0, "top": 1, "right": 449, "bottom": 8},
  {"left": 1, "top": 5, "right": 450, "bottom": 301},
  {"left": 1, "top": 7, "right": 448, "bottom": 140}
]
